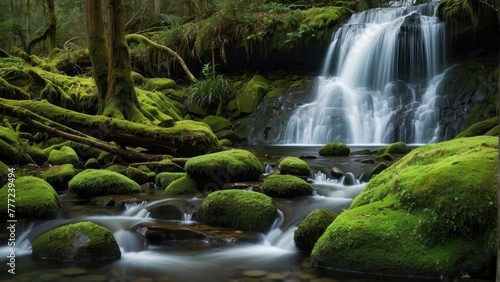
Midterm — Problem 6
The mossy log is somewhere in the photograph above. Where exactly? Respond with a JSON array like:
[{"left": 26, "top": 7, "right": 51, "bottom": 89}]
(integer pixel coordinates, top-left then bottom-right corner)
[{"left": 0, "top": 98, "right": 221, "bottom": 157}]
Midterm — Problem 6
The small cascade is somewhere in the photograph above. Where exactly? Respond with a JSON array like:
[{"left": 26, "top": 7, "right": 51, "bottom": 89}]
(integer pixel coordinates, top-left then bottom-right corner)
[{"left": 283, "top": 0, "right": 446, "bottom": 144}]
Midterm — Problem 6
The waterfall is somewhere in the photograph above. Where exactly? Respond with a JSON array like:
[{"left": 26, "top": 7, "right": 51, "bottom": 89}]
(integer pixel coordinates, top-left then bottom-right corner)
[{"left": 283, "top": 1, "right": 445, "bottom": 144}]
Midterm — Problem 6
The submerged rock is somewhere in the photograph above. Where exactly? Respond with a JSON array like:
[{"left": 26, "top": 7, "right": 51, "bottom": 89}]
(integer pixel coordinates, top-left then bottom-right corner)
[
  {"left": 0, "top": 176, "right": 60, "bottom": 220},
  {"left": 312, "top": 136, "right": 498, "bottom": 277},
  {"left": 68, "top": 169, "right": 141, "bottom": 198},
  {"left": 32, "top": 222, "right": 120, "bottom": 262},
  {"left": 199, "top": 189, "right": 277, "bottom": 232}
]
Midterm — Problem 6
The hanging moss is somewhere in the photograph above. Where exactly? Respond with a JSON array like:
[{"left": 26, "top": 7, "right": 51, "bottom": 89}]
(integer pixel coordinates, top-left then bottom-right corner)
[
  {"left": 32, "top": 222, "right": 121, "bottom": 262},
  {"left": 0, "top": 176, "right": 60, "bottom": 220}
]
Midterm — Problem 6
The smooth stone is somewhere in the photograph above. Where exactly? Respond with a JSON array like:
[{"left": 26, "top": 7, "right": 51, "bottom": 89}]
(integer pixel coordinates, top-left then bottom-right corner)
[
  {"left": 61, "top": 267, "right": 88, "bottom": 276},
  {"left": 243, "top": 270, "right": 267, "bottom": 278},
  {"left": 265, "top": 272, "right": 284, "bottom": 281}
]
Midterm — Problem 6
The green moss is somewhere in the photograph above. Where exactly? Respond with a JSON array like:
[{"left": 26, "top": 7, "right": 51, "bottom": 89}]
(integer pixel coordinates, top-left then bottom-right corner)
[
  {"left": 278, "top": 156, "right": 311, "bottom": 177},
  {"left": 294, "top": 208, "right": 337, "bottom": 253},
  {"left": 368, "top": 162, "right": 389, "bottom": 180},
  {"left": 312, "top": 136, "right": 498, "bottom": 276},
  {"left": 373, "top": 153, "right": 394, "bottom": 162},
  {"left": 165, "top": 176, "right": 198, "bottom": 196},
  {"left": 455, "top": 117, "right": 498, "bottom": 138},
  {"left": 155, "top": 172, "right": 186, "bottom": 189},
  {"left": 0, "top": 176, "right": 60, "bottom": 220},
  {"left": 215, "top": 129, "right": 246, "bottom": 143},
  {"left": 41, "top": 164, "right": 78, "bottom": 191},
  {"left": 385, "top": 142, "right": 410, "bottom": 154},
  {"left": 218, "top": 139, "right": 233, "bottom": 147},
  {"left": 32, "top": 222, "right": 121, "bottom": 262},
  {"left": 47, "top": 145, "right": 79, "bottom": 166},
  {"left": 261, "top": 174, "right": 313, "bottom": 198},
  {"left": 105, "top": 164, "right": 128, "bottom": 175},
  {"left": 145, "top": 78, "right": 176, "bottom": 91},
  {"left": 485, "top": 125, "right": 498, "bottom": 136},
  {"left": 202, "top": 115, "right": 232, "bottom": 132},
  {"left": 236, "top": 75, "right": 269, "bottom": 114},
  {"left": 267, "top": 87, "right": 284, "bottom": 98},
  {"left": 319, "top": 142, "right": 350, "bottom": 156},
  {"left": 84, "top": 158, "right": 100, "bottom": 169},
  {"left": 0, "top": 161, "right": 8, "bottom": 186},
  {"left": 133, "top": 160, "right": 184, "bottom": 174},
  {"left": 199, "top": 190, "right": 277, "bottom": 232},
  {"left": 68, "top": 169, "right": 141, "bottom": 198},
  {"left": 126, "top": 166, "right": 150, "bottom": 185},
  {"left": 185, "top": 149, "right": 263, "bottom": 190}
]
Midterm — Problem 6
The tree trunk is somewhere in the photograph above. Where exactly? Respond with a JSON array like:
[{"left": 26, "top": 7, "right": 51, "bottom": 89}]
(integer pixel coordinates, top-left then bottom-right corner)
[
  {"left": 47, "top": 0, "right": 56, "bottom": 51},
  {"left": 103, "top": 0, "right": 147, "bottom": 123},
  {"left": 86, "top": 0, "right": 108, "bottom": 114}
]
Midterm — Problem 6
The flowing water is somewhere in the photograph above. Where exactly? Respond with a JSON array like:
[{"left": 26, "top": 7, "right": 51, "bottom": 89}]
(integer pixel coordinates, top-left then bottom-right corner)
[
  {"left": 283, "top": 0, "right": 446, "bottom": 144},
  {"left": 0, "top": 146, "right": 446, "bottom": 282}
]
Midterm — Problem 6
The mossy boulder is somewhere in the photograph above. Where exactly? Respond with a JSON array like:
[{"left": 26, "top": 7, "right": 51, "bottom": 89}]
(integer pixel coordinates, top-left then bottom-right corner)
[
  {"left": 165, "top": 176, "right": 198, "bottom": 196},
  {"left": 385, "top": 142, "right": 410, "bottom": 154},
  {"left": 155, "top": 172, "right": 186, "bottom": 189},
  {"left": 455, "top": 117, "right": 498, "bottom": 138},
  {"left": 218, "top": 139, "right": 233, "bottom": 147},
  {"left": 0, "top": 125, "right": 47, "bottom": 165},
  {"left": 145, "top": 77, "right": 176, "bottom": 91},
  {"left": 312, "top": 136, "right": 498, "bottom": 277},
  {"left": 0, "top": 161, "right": 8, "bottom": 186},
  {"left": 215, "top": 129, "right": 246, "bottom": 143},
  {"left": 368, "top": 162, "right": 389, "bottom": 180},
  {"left": 185, "top": 149, "right": 263, "bottom": 190},
  {"left": 0, "top": 176, "right": 60, "bottom": 220},
  {"left": 47, "top": 145, "right": 79, "bottom": 166},
  {"left": 32, "top": 222, "right": 121, "bottom": 262},
  {"left": 278, "top": 156, "right": 311, "bottom": 177},
  {"left": 374, "top": 153, "right": 394, "bottom": 162},
  {"left": 126, "top": 166, "right": 149, "bottom": 185},
  {"left": 294, "top": 209, "right": 337, "bottom": 253},
  {"left": 131, "top": 71, "right": 144, "bottom": 85},
  {"left": 84, "top": 158, "right": 100, "bottom": 169},
  {"left": 261, "top": 174, "right": 313, "bottom": 198},
  {"left": 199, "top": 190, "right": 277, "bottom": 232},
  {"left": 203, "top": 115, "right": 232, "bottom": 132},
  {"left": 68, "top": 169, "right": 141, "bottom": 198},
  {"left": 41, "top": 164, "right": 78, "bottom": 191},
  {"left": 236, "top": 75, "right": 269, "bottom": 114},
  {"left": 319, "top": 142, "right": 350, "bottom": 156},
  {"left": 134, "top": 160, "right": 184, "bottom": 174}
]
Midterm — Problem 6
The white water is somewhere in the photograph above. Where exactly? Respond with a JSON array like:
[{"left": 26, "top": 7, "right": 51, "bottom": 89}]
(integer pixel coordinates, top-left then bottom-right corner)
[{"left": 283, "top": 1, "right": 446, "bottom": 144}]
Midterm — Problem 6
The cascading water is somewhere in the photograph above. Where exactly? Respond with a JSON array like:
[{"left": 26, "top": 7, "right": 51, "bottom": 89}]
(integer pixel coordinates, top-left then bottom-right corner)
[{"left": 283, "top": 1, "right": 446, "bottom": 144}]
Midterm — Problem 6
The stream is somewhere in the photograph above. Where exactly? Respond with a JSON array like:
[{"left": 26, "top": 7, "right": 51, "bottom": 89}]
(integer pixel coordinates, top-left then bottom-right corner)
[{"left": 0, "top": 145, "right": 450, "bottom": 282}]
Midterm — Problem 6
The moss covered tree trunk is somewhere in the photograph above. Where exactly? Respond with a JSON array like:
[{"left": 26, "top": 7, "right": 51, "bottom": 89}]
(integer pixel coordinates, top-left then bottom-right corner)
[
  {"left": 86, "top": 0, "right": 108, "bottom": 114},
  {"left": 102, "top": 0, "right": 147, "bottom": 123}
]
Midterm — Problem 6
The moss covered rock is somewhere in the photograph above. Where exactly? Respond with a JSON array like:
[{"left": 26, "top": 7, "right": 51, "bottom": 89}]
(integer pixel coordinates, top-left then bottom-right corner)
[
  {"left": 385, "top": 142, "right": 410, "bottom": 154},
  {"left": 455, "top": 117, "right": 498, "bottom": 138},
  {"left": 199, "top": 190, "right": 277, "bottom": 232},
  {"left": 203, "top": 115, "right": 232, "bottom": 132},
  {"left": 149, "top": 204, "right": 183, "bottom": 220},
  {"left": 185, "top": 149, "right": 263, "bottom": 190},
  {"left": 262, "top": 174, "right": 313, "bottom": 198},
  {"left": 319, "top": 142, "right": 350, "bottom": 156},
  {"left": 68, "top": 169, "right": 141, "bottom": 198},
  {"left": 47, "top": 145, "right": 79, "bottom": 166},
  {"left": 32, "top": 222, "right": 120, "bottom": 262},
  {"left": 294, "top": 209, "right": 337, "bottom": 252},
  {"left": 134, "top": 160, "right": 184, "bottom": 174},
  {"left": 215, "top": 129, "right": 246, "bottom": 143},
  {"left": 218, "top": 139, "right": 233, "bottom": 147},
  {"left": 131, "top": 71, "right": 144, "bottom": 85},
  {"left": 126, "top": 166, "right": 149, "bottom": 185},
  {"left": 0, "top": 176, "right": 60, "bottom": 220},
  {"left": 145, "top": 77, "right": 176, "bottom": 91},
  {"left": 41, "top": 164, "right": 78, "bottom": 191},
  {"left": 0, "top": 161, "right": 8, "bottom": 186},
  {"left": 278, "top": 157, "right": 311, "bottom": 177},
  {"left": 165, "top": 176, "right": 198, "bottom": 196},
  {"left": 236, "top": 75, "right": 269, "bottom": 114},
  {"left": 84, "top": 158, "right": 100, "bottom": 169},
  {"left": 312, "top": 136, "right": 498, "bottom": 277},
  {"left": 374, "top": 153, "right": 394, "bottom": 162},
  {"left": 155, "top": 172, "right": 186, "bottom": 189},
  {"left": 368, "top": 162, "right": 389, "bottom": 180}
]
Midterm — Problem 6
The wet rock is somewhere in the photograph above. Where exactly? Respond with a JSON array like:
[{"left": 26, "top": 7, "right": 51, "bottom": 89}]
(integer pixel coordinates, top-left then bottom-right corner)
[
  {"left": 342, "top": 172, "right": 357, "bottom": 186},
  {"left": 149, "top": 204, "right": 183, "bottom": 220},
  {"left": 92, "top": 196, "right": 115, "bottom": 207},
  {"left": 359, "top": 158, "right": 375, "bottom": 164},
  {"left": 137, "top": 222, "right": 260, "bottom": 244},
  {"left": 299, "top": 155, "right": 317, "bottom": 159},
  {"left": 114, "top": 198, "right": 143, "bottom": 210}
]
